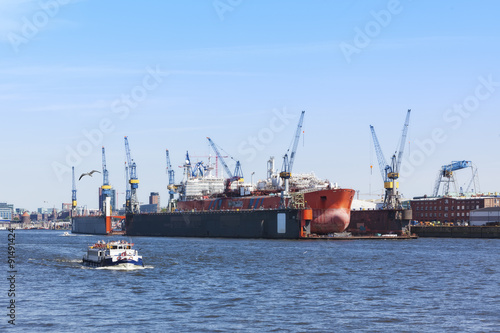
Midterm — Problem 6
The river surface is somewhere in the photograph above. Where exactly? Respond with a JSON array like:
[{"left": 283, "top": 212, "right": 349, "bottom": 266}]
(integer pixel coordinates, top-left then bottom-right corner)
[{"left": 1, "top": 230, "right": 499, "bottom": 332}]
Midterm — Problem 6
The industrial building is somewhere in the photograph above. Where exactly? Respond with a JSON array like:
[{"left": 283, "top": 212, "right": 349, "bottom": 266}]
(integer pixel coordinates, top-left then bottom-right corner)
[
  {"left": 469, "top": 207, "right": 500, "bottom": 226},
  {"left": 410, "top": 196, "right": 500, "bottom": 224}
]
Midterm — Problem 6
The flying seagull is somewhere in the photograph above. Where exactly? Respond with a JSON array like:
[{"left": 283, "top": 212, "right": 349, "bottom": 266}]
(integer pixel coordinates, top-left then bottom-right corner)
[{"left": 79, "top": 170, "right": 101, "bottom": 181}]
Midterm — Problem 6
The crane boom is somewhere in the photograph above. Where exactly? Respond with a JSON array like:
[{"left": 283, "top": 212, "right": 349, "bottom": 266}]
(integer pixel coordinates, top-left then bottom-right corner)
[
  {"left": 370, "top": 125, "right": 388, "bottom": 182},
  {"left": 207, "top": 137, "right": 233, "bottom": 178},
  {"left": 395, "top": 109, "right": 411, "bottom": 173},
  {"left": 288, "top": 110, "right": 305, "bottom": 172}
]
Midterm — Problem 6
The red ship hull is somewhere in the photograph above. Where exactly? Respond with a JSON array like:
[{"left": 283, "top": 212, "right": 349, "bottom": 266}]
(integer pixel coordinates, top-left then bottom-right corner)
[{"left": 177, "top": 188, "right": 355, "bottom": 234}]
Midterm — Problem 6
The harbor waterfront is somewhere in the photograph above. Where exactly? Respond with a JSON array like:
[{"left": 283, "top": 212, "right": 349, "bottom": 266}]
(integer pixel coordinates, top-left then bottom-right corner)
[{"left": 2, "top": 230, "right": 499, "bottom": 332}]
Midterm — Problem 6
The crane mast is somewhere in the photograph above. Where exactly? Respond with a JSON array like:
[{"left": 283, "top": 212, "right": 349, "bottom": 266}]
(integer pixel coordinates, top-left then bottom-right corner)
[
  {"left": 166, "top": 149, "right": 177, "bottom": 211},
  {"left": 166, "top": 149, "right": 175, "bottom": 186},
  {"left": 72, "top": 166, "right": 77, "bottom": 215},
  {"left": 370, "top": 109, "right": 411, "bottom": 209},
  {"left": 124, "top": 136, "right": 139, "bottom": 213},
  {"left": 125, "top": 162, "right": 131, "bottom": 211},
  {"left": 101, "top": 147, "right": 112, "bottom": 214},
  {"left": 102, "top": 147, "right": 109, "bottom": 186}
]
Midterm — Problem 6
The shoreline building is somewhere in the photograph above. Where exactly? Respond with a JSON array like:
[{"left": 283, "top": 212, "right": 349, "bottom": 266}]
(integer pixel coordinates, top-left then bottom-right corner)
[
  {"left": 411, "top": 195, "right": 500, "bottom": 224},
  {"left": 0, "top": 203, "right": 14, "bottom": 221}
]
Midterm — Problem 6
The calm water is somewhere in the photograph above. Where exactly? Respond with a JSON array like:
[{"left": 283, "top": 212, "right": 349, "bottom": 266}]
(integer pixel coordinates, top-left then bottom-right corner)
[{"left": 1, "top": 230, "right": 499, "bottom": 332}]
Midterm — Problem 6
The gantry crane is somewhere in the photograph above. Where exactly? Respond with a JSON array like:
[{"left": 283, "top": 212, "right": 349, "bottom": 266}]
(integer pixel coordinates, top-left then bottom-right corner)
[
  {"left": 124, "top": 136, "right": 139, "bottom": 213},
  {"left": 433, "top": 161, "right": 480, "bottom": 196},
  {"left": 370, "top": 109, "right": 411, "bottom": 209},
  {"left": 280, "top": 110, "right": 305, "bottom": 200},
  {"left": 101, "top": 147, "right": 112, "bottom": 214},
  {"left": 72, "top": 166, "right": 77, "bottom": 215}
]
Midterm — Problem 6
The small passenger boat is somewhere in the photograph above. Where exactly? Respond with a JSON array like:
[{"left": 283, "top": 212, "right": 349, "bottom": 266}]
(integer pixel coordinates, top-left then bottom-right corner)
[{"left": 82, "top": 240, "right": 143, "bottom": 268}]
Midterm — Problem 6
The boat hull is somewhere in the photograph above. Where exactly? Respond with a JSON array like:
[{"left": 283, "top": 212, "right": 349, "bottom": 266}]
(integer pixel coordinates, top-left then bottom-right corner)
[
  {"left": 82, "top": 257, "right": 143, "bottom": 268},
  {"left": 72, "top": 216, "right": 107, "bottom": 235},
  {"left": 172, "top": 188, "right": 355, "bottom": 236}
]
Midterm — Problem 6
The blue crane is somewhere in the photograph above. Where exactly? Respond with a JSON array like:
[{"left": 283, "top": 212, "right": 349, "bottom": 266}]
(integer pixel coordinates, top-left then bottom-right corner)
[
  {"left": 72, "top": 166, "right": 77, "bottom": 211},
  {"left": 370, "top": 109, "right": 411, "bottom": 209},
  {"left": 124, "top": 136, "right": 139, "bottom": 213},
  {"left": 101, "top": 147, "right": 112, "bottom": 213},
  {"left": 165, "top": 149, "right": 177, "bottom": 208},
  {"left": 125, "top": 162, "right": 131, "bottom": 210},
  {"left": 280, "top": 110, "right": 305, "bottom": 197},
  {"left": 433, "top": 160, "right": 476, "bottom": 196},
  {"left": 166, "top": 149, "right": 175, "bottom": 186},
  {"left": 102, "top": 147, "right": 110, "bottom": 186},
  {"left": 206, "top": 137, "right": 243, "bottom": 182}
]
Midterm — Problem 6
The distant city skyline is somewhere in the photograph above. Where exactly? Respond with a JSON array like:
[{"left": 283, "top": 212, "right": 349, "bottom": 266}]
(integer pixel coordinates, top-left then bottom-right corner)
[{"left": 1, "top": 1, "right": 499, "bottom": 211}]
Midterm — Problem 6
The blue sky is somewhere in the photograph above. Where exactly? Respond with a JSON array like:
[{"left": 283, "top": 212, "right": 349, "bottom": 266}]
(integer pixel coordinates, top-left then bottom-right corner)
[{"left": 1, "top": 0, "right": 499, "bottom": 211}]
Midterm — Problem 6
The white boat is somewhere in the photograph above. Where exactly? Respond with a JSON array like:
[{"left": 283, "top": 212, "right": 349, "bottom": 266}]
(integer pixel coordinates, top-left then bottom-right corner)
[{"left": 82, "top": 240, "right": 143, "bottom": 268}]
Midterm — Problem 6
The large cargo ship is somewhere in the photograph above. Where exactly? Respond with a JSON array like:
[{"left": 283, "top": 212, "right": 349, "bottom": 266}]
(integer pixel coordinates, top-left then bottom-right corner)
[
  {"left": 126, "top": 152, "right": 355, "bottom": 238},
  {"left": 125, "top": 187, "right": 355, "bottom": 238}
]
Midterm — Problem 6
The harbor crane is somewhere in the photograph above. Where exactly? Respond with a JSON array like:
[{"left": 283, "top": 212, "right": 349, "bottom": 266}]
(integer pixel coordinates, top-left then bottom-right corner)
[
  {"left": 280, "top": 110, "right": 305, "bottom": 201},
  {"left": 370, "top": 109, "right": 411, "bottom": 209},
  {"left": 190, "top": 154, "right": 227, "bottom": 178},
  {"left": 207, "top": 137, "right": 244, "bottom": 183},
  {"left": 125, "top": 162, "right": 131, "bottom": 211},
  {"left": 432, "top": 161, "right": 480, "bottom": 196},
  {"left": 72, "top": 166, "right": 77, "bottom": 214},
  {"left": 101, "top": 147, "right": 112, "bottom": 213},
  {"left": 124, "top": 136, "right": 140, "bottom": 213},
  {"left": 166, "top": 149, "right": 177, "bottom": 210}
]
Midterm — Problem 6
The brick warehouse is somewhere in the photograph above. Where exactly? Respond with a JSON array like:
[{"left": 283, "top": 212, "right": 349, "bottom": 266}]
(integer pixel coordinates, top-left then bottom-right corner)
[{"left": 410, "top": 196, "right": 500, "bottom": 224}]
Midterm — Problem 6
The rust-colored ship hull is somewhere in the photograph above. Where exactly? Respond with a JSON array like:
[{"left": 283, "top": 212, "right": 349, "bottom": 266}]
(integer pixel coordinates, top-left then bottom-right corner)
[{"left": 125, "top": 188, "right": 355, "bottom": 238}]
